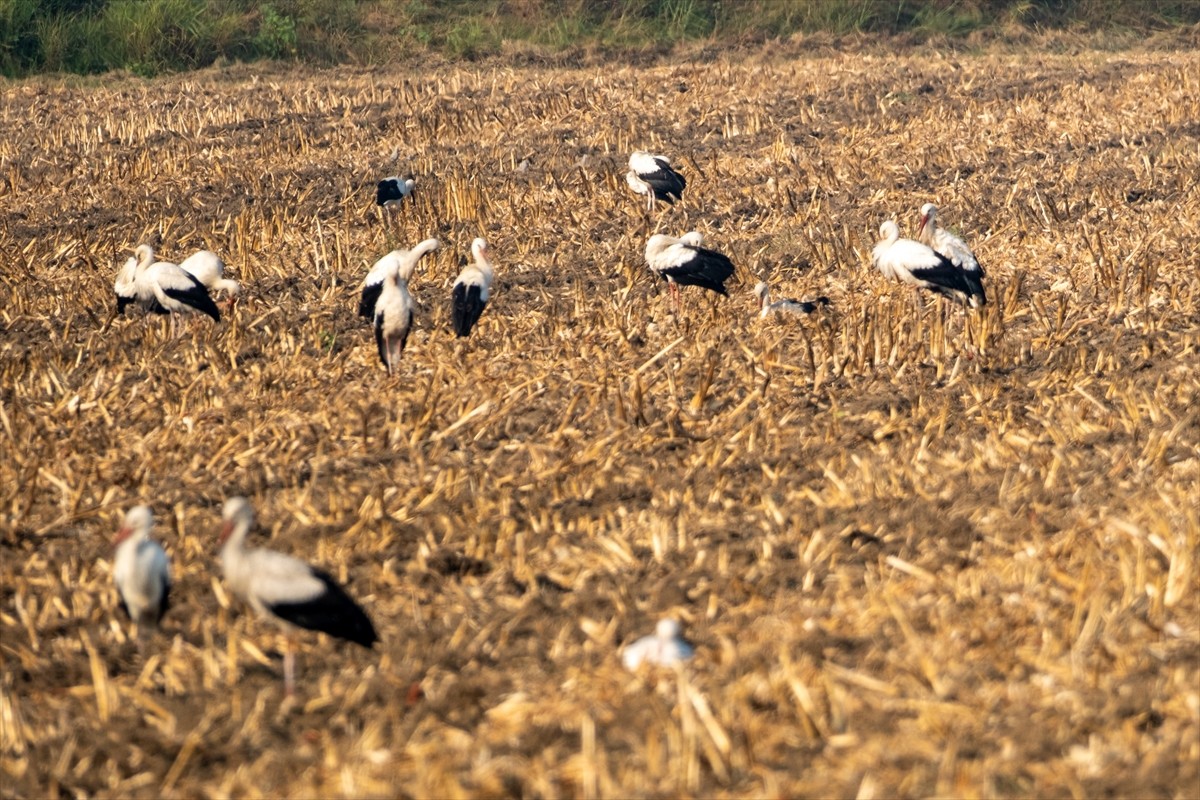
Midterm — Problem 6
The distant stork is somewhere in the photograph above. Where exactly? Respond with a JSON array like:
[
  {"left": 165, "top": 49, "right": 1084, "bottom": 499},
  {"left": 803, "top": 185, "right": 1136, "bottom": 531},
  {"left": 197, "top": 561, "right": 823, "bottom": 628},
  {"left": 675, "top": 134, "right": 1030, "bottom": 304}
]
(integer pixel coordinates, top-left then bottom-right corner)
[
  {"left": 754, "top": 282, "right": 831, "bottom": 318},
  {"left": 179, "top": 250, "right": 241, "bottom": 307},
  {"left": 645, "top": 232, "right": 736, "bottom": 307},
  {"left": 451, "top": 237, "right": 495, "bottom": 338},
  {"left": 376, "top": 176, "right": 415, "bottom": 207},
  {"left": 129, "top": 244, "right": 221, "bottom": 327},
  {"left": 871, "top": 221, "right": 983, "bottom": 308},
  {"left": 916, "top": 204, "right": 987, "bottom": 307},
  {"left": 626, "top": 151, "right": 686, "bottom": 210},
  {"left": 218, "top": 496, "right": 378, "bottom": 696},
  {"left": 373, "top": 254, "right": 418, "bottom": 375},
  {"left": 112, "top": 505, "right": 171, "bottom": 650},
  {"left": 359, "top": 238, "right": 440, "bottom": 320},
  {"left": 622, "top": 618, "right": 694, "bottom": 670}
]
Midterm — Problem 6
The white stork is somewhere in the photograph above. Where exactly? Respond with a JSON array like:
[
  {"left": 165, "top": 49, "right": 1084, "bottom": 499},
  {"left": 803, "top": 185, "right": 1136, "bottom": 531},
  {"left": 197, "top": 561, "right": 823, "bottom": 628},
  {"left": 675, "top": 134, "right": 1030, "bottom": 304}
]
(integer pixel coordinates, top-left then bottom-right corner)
[
  {"left": 626, "top": 151, "right": 687, "bottom": 210},
  {"left": 622, "top": 618, "right": 694, "bottom": 670},
  {"left": 218, "top": 496, "right": 378, "bottom": 695},
  {"left": 754, "top": 282, "right": 831, "bottom": 318},
  {"left": 917, "top": 204, "right": 987, "bottom": 307},
  {"left": 376, "top": 176, "right": 415, "bottom": 207},
  {"left": 113, "top": 255, "right": 157, "bottom": 316},
  {"left": 179, "top": 250, "right": 241, "bottom": 306},
  {"left": 451, "top": 237, "right": 495, "bottom": 338},
  {"left": 871, "top": 221, "right": 983, "bottom": 308},
  {"left": 112, "top": 505, "right": 171, "bottom": 649},
  {"left": 128, "top": 244, "right": 221, "bottom": 327},
  {"left": 358, "top": 238, "right": 440, "bottom": 320},
  {"left": 374, "top": 255, "right": 416, "bottom": 375},
  {"left": 645, "top": 232, "right": 736, "bottom": 307}
]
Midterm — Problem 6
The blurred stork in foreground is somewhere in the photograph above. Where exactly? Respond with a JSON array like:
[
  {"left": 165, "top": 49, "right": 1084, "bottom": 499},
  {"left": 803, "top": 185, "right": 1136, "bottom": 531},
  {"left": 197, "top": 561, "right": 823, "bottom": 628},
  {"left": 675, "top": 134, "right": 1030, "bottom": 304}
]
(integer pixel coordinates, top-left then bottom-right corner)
[
  {"left": 916, "top": 203, "right": 987, "bottom": 308},
  {"left": 218, "top": 497, "right": 377, "bottom": 695},
  {"left": 451, "top": 237, "right": 495, "bottom": 338},
  {"left": 626, "top": 151, "right": 686, "bottom": 211},
  {"left": 112, "top": 505, "right": 171, "bottom": 652},
  {"left": 623, "top": 618, "right": 694, "bottom": 670}
]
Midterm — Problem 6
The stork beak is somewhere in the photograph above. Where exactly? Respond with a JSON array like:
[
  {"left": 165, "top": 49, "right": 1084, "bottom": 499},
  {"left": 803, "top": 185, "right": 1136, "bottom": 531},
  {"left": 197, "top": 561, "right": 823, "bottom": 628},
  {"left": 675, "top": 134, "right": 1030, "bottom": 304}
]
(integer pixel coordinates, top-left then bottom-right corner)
[
  {"left": 218, "top": 520, "right": 233, "bottom": 546},
  {"left": 917, "top": 215, "right": 929, "bottom": 237},
  {"left": 113, "top": 526, "right": 133, "bottom": 547}
]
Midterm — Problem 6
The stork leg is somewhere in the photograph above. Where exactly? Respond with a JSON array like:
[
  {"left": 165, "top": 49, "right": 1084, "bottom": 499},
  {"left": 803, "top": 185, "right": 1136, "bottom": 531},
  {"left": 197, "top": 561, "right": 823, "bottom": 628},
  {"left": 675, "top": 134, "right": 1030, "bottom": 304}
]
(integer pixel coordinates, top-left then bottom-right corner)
[
  {"left": 283, "top": 636, "right": 296, "bottom": 696},
  {"left": 669, "top": 282, "right": 681, "bottom": 313}
]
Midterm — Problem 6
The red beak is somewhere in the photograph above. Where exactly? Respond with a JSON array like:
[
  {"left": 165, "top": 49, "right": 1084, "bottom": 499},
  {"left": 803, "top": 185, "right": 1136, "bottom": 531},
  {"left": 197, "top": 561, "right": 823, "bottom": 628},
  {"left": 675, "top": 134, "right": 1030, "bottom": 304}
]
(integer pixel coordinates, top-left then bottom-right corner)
[
  {"left": 917, "top": 214, "right": 929, "bottom": 237},
  {"left": 113, "top": 526, "right": 133, "bottom": 547},
  {"left": 218, "top": 520, "right": 233, "bottom": 546}
]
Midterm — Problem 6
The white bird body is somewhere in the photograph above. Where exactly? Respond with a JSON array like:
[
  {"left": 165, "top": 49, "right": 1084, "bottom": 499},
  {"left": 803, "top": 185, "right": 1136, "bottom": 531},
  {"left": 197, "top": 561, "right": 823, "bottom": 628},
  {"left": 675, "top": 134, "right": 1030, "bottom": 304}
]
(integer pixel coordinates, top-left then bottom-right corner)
[
  {"left": 451, "top": 237, "right": 495, "bottom": 337},
  {"left": 754, "top": 282, "right": 830, "bottom": 318},
  {"left": 917, "top": 203, "right": 986, "bottom": 307},
  {"left": 112, "top": 505, "right": 171, "bottom": 636},
  {"left": 645, "top": 232, "right": 736, "bottom": 301},
  {"left": 627, "top": 151, "right": 686, "bottom": 210},
  {"left": 871, "top": 221, "right": 983, "bottom": 307},
  {"left": 359, "top": 238, "right": 439, "bottom": 320},
  {"left": 219, "top": 497, "right": 378, "bottom": 694},
  {"left": 128, "top": 244, "right": 221, "bottom": 323},
  {"left": 376, "top": 176, "right": 415, "bottom": 206},
  {"left": 374, "top": 258, "right": 415, "bottom": 375},
  {"left": 179, "top": 250, "right": 240, "bottom": 298},
  {"left": 623, "top": 619, "right": 694, "bottom": 670}
]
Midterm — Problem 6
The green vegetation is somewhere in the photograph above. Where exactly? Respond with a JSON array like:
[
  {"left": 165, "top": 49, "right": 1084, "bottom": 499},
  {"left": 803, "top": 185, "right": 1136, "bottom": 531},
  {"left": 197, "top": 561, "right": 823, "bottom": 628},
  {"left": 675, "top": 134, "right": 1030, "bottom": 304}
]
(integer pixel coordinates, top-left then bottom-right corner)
[{"left": 1, "top": 0, "right": 1196, "bottom": 77}]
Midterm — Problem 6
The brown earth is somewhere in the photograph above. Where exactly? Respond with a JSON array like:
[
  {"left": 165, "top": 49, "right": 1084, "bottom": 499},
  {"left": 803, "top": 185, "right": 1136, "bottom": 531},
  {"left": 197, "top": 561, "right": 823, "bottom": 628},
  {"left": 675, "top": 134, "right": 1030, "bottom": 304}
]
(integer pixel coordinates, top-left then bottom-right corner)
[{"left": 1, "top": 38, "right": 1198, "bottom": 799}]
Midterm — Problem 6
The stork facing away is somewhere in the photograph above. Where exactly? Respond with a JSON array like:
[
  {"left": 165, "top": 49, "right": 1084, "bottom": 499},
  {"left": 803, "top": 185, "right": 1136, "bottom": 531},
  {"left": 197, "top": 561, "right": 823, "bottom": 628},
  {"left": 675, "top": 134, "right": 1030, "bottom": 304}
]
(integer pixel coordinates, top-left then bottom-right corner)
[
  {"left": 112, "top": 505, "right": 171, "bottom": 651},
  {"left": 451, "top": 237, "right": 495, "bottom": 338},
  {"left": 626, "top": 151, "right": 686, "bottom": 211},
  {"left": 916, "top": 204, "right": 987, "bottom": 308},
  {"left": 871, "top": 221, "right": 984, "bottom": 308},
  {"left": 218, "top": 497, "right": 377, "bottom": 695}
]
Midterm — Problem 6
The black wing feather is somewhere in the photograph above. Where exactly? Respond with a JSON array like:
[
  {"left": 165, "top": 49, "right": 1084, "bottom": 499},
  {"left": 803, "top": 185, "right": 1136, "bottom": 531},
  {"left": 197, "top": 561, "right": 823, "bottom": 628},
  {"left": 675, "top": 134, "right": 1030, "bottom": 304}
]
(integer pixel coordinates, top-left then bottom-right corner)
[
  {"left": 376, "top": 179, "right": 405, "bottom": 206},
  {"left": 157, "top": 576, "right": 171, "bottom": 624},
  {"left": 359, "top": 282, "right": 382, "bottom": 319},
  {"left": 163, "top": 274, "right": 221, "bottom": 321},
  {"left": 374, "top": 310, "right": 388, "bottom": 367},
  {"left": 641, "top": 159, "right": 687, "bottom": 203},
  {"left": 451, "top": 283, "right": 486, "bottom": 337},
  {"left": 268, "top": 568, "right": 378, "bottom": 648},
  {"left": 660, "top": 247, "right": 735, "bottom": 295}
]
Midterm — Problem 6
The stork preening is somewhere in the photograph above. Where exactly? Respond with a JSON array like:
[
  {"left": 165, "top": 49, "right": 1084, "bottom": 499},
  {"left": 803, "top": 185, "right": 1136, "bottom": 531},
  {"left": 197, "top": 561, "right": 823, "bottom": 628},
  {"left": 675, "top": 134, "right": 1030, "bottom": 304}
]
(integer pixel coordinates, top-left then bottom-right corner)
[
  {"left": 376, "top": 176, "right": 415, "bottom": 207},
  {"left": 218, "top": 497, "right": 378, "bottom": 695},
  {"left": 871, "top": 221, "right": 984, "bottom": 308},
  {"left": 373, "top": 253, "right": 420, "bottom": 375},
  {"left": 451, "top": 237, "right": 495, "bottom": 338},
  {"left": 121, "top": 245, "right": 221, "bottom": 330},
  {"left": 645, "top": 232, "right": 736, "bottom": 308},
  {"left": 622, "top": 618, "right": 694, "bottom": 670},
  {"left": 112, "top": 505, "right": 171, "bottom": 650},
  {"left": 358, "top": 238, "right": 440, "bottom": 320},
  {"left": 916, "top": 204, "right": 987, "bottom": 308},
  {"left": 626, "top": 151, "right": 686, "bottom": 210},
  {"left": 754, "top": 282, "right": 831, "bottom": 318},
  {"left": 179, "top": 250, "right": 241, "bottom": 307}
]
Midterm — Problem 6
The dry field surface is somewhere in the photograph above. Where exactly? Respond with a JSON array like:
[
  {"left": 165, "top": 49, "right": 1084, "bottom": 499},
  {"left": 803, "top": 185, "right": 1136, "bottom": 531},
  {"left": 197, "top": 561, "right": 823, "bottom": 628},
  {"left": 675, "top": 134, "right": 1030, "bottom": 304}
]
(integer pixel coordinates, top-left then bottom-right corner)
[{"left": 2, "top": 38, "right": 1199, "bottom": 798}]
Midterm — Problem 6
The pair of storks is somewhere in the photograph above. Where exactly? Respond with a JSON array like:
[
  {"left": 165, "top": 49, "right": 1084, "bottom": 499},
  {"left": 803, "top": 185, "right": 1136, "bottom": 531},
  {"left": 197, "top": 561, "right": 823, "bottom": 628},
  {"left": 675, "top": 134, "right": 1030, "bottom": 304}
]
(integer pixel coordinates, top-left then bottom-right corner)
[
  {"left": 357, "top": 236, "right": 495, "bottom": 375},
  {"left": 629, "top": 151, "right": 987, "bottom": 311},
  {"left": 112, "top": 499, "right": 376, "bottom": 695},
  {"left": 114, "top": 244, "right": 240, "bottom": 328}
]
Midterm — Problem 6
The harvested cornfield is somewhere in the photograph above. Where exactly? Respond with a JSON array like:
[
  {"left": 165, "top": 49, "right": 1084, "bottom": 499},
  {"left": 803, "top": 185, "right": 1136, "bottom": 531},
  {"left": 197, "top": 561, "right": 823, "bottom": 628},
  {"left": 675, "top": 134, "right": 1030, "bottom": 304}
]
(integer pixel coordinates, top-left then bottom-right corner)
[{"left": 2, "top": 36, "right": 1198, "bottom": 799}]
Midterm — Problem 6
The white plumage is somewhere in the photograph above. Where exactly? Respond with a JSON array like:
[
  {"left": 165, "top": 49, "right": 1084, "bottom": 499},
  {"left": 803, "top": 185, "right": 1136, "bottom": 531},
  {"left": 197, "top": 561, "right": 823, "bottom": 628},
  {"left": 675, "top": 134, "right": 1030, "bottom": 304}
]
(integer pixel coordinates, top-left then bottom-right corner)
[
  {"left": 124, "top": 244, "right": 221, "bottom": 324},
  {"left": 622, "top": 618, "right": 694, "bottom": 670},
  {"left": 373, "top": 255, "right": 417, "bottom": 375},
  {"left": 358, "top": 238, "right": 439, "bottom": 320},
  {"left": 626, "top": 151, "right": 687, "bottom": 210},
  {"left": 218, "top": 497, "right": 377, "bottom": 694},
  {"left": 871, "top": 221, "right": 984, "bottom": 307},
  {"left": 179, "top": 250, "right": 240, "bottom": 299},
  {"left": 112, "top": 505, "right": 171, "bottom": 643},
  {"left": 450, "top": 237, "right": 495, "bottom": 338},
  {"left": 917, "top": 203, "right": 987, "bottom": 307},
  {"left": 645, "top": 232, "right": 736, "bottom": 304}
]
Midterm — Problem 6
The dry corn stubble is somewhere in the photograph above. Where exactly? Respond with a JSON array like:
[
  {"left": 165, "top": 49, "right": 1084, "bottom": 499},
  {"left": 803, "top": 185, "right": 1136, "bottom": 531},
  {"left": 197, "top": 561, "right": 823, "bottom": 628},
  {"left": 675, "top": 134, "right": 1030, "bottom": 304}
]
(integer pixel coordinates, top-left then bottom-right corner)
[{"left": 2, "top": 41, "right": 1198, "bottom": 799}]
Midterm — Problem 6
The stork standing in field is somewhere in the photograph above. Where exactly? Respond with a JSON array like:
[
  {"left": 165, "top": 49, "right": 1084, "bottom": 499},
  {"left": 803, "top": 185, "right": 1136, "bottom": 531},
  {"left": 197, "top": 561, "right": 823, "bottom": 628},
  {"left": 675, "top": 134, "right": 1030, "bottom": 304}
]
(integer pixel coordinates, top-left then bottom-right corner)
[
  {"left": 645, "top": 232, "right": 736, "bottom": 308},
  {"left": 622, "top": 618, "right": 694, "bottom": 670},
  {"left": 376, "top": 176, "right": 415, "bottom": 207},
  {"left": 112, "top": 505, "right": 171, "bottom": 651},
  {"left": 373, "top": 252, "right": 419, "bottom": 375},
  {"left": 179, "top": 250, "right": 241, "bottom": 309},
  {"left": 218, "top": 496, "right": 378, "bottom": 695},
  {"left": 358, "top": 238, "right": 440, "bottom": 320},
  {"left": 754, "top": 282, "right": 831, "bottom": 318},
  {"left": 114, "top": 255, "right": 161, "bottom": 316},
  {"left": 626, "top": 151, "right": 687, "bottom": 211},
  {"left": 451, "top": 237, "right": 495, "bottom": 338},
  {"left": 125, "top": 244, "right": 221, "bottom": 331},
  {"left": 916, "top": 203, "right": 987, "bottom": 308},
  {"left": 871, "top": 221, "right": 981, "bottom": 308}
]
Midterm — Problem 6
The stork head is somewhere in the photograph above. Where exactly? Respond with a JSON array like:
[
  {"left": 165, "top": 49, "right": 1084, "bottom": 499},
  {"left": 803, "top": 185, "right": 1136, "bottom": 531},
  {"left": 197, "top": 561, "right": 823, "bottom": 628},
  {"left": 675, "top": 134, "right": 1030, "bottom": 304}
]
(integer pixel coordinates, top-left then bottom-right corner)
[
  {"left": 878, "top": 220, "right": 901, "bottom": 242},
  {"left": 114, "top": 505, "right": 153, "bottom": 547},
  {"left": 219, "top": 496, "right": 254, "bottom": 547},
  {"left": 134, "top": 244, "right": 155, "bottom": 270},
  {"left": 656, "top": 618, "right": 683, "bottom": 641},
  {"left": 753, "top": 281, "right": 769, "bottom": 309},
  {"left": 917, "top": 203, "right": 938, "bottom": 237}
]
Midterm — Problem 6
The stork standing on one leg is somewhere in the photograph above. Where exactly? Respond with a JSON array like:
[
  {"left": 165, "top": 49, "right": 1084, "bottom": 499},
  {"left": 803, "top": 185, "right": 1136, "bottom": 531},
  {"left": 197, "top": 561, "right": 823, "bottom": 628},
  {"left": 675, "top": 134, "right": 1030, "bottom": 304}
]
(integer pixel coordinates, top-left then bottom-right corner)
[{"left": 218, "top": 497, "right": 378, "bottom": 696}]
